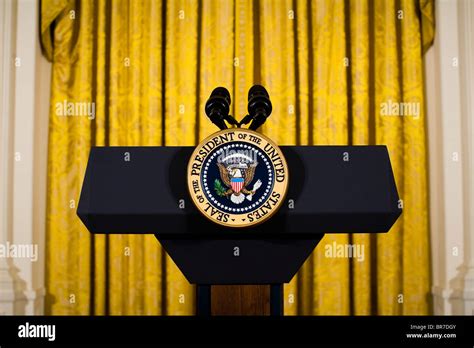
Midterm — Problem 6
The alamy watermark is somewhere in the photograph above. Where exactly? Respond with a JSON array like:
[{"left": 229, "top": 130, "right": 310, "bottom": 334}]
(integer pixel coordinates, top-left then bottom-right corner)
[
  {"left": 324, "top": 241, "right": 365, "bottom": 262},
  {"left": 0, "top": 242, "right": 38, "bottom": 262},
  {"left": 18, "top": 322, "right": 55, "bottom": 341},
  {"left": 217, "top": 148, "right": 258, "bottom": 165},
  {"left": 380, "top": 99, "right": 420, "bottom": 119},
  {"left": 55, "top": 99, "right": 95, "bottom": 120}
]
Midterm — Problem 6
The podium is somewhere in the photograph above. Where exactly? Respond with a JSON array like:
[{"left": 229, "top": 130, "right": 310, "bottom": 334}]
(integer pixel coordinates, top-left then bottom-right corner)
[{"left": 77, "top": 145, "right": 401, "bottom": 315}]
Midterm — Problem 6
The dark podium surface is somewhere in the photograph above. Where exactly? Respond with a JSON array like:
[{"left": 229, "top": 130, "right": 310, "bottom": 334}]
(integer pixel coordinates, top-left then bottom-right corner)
[
  {"left": 77, "top": 146, "right": 401, "bottom": 237},
  {"left": 77, "top": 145, "right": 401, "bottom": 287}
]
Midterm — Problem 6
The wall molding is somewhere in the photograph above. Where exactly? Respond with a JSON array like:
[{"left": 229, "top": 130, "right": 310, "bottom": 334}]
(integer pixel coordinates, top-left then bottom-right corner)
[
  {"left": 0, "top": 0, "right": 50, "bottom": 315},
  {"left": 425, "top": 0, "right": 474, "bottom": 315},
  {"left": 0, "top": 0, "right": 20, "bottom": 316}
]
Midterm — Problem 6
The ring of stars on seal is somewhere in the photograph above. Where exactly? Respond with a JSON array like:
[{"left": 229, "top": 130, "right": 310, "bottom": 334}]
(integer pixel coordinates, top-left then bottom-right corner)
[{"left": 187, "top": 128, "right": 288, "bottom": 228}]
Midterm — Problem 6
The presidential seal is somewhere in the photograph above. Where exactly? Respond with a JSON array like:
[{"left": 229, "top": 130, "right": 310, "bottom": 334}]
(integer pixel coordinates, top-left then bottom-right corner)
[{"left": 187, "top": 128, "right": 288, "bottom": 228}]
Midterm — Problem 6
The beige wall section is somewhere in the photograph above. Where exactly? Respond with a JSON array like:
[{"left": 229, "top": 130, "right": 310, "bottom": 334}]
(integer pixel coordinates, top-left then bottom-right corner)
[
  {"left": 0, "top": 0, "right": 50, "bottom": 315},
  {"left": 0, "top": 0, "right": 17, "bottom": 316},
  {"left": 32, "top": 0, "right": 51, "bottom": 315},
  {"left": 425, "top": 0, "right": 474, "bottom": 315},
  {"left": 458, "top": 0, "right": 474, "bottom": 315}
]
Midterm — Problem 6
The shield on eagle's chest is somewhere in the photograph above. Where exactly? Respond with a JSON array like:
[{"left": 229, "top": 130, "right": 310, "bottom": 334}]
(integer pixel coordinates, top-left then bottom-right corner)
[{"left": 231, "top": 177, "right": 244, "bottom": 193}]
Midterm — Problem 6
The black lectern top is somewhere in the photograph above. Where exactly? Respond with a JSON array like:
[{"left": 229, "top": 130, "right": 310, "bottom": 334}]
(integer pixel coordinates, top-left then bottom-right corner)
[{"left": 77, "top": 146, "right": 401, "bottom": 238}]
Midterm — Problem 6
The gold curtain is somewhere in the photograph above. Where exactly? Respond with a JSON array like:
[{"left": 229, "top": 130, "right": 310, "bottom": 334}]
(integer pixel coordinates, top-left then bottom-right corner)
[{"left": 41, "top": 0, "right": 434, "bottom": 315}]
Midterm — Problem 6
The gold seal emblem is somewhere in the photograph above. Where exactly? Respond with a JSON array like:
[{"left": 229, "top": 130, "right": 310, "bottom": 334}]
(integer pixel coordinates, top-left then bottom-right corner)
[{"left": 187, "top": 128, "right": 288, "bottom": 228}]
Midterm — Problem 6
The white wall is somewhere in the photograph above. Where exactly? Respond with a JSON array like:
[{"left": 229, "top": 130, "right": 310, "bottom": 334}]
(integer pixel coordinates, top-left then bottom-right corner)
[
  {"left": 0, "top": 0, "right": 50, "bottom": 315},
  {"left": 425, "top": 0, "right": 474, "bottom": 315}
]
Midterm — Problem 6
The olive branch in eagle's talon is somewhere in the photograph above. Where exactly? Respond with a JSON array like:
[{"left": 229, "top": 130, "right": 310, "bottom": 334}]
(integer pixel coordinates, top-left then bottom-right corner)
[{"left": 214, "top": 179, "right": 228, "bottom": 197}]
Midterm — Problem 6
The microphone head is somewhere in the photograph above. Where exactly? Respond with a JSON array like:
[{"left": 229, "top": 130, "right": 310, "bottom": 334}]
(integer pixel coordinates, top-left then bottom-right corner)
[
  {"left": 212, "top": 87, "right": 231, "bottom": 104},
  {"left": 248, "top": 84, "right": 269, "bottom": 100},
  {"left": 247, "top": 84, "right": 272, "bottom": 117},
  {"left": 205, "top": 87, "right": 231, "bottom": 120}
]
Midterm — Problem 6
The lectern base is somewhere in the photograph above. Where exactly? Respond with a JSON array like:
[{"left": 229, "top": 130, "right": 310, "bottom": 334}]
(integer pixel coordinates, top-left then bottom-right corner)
[{"left": 196, "top": 284, "right": 283, "bottom": 316}]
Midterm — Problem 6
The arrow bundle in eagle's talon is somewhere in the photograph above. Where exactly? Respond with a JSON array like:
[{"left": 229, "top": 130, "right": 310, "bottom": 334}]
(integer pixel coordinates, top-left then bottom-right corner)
[{"left": 246, "top": 179, "right": 262, "bottom": 201}]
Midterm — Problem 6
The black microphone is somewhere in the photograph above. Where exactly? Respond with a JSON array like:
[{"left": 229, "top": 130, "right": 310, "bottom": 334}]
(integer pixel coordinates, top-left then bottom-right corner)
[
  {"left": 242, "top": 85, "right": 272, "bottom": 130},
  {"left": 205, "top": 87, "right": 238, "bottom": 130}
]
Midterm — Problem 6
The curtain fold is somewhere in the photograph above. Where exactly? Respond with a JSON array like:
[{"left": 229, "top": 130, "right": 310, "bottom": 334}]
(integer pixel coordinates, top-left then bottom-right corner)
[{"left": 42, "top": 0, "right": 434, "bottom": 315}]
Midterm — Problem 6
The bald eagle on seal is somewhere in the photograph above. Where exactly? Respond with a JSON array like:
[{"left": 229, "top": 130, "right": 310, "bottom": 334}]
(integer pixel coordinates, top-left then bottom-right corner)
[{"left": 217, "top": 162, "right": 262, "bottom": 204}]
